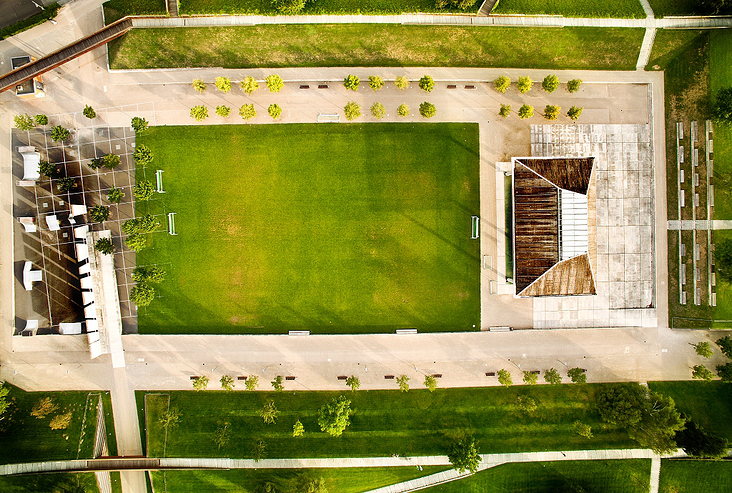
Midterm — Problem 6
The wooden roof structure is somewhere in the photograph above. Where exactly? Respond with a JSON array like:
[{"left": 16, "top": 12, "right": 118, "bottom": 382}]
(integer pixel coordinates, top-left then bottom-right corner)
[{"left": 512, "top": 157, "right": 596, "bottom": 297}]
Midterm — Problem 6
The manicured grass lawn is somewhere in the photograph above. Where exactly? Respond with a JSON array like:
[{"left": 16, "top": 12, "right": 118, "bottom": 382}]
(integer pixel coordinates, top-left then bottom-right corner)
[
  {"left": 647, "top": 0, "right": 732, "bottom": 17},
  {"left": 422, "top": 460, "right": 651, "bottom": 493},
  {"left": 710, "top": 29, "right": 732, "bottom": 220},
  {"left": 659, "top": 459, "right": 732, "bottom": 493},
  {"left": 0, "top": 473, "right": 99, "bottom": 493},
  {"left": 492, "top": 0, "right": 646, "bottom": 18},
  {"left": 140, "top": 385, "right": 635, "bottom": 460},
  {"left": 648, "top": 381, "right": 732, "bottom": 440},
  {"left": 645, "top": 29, "right": 707, "bottom": 71},
  {"left": 135, "top": 123, "right": 480, "bottom": 335},
  {"left": 103, "top": 0, "right": 167, "bottom": 23},
  {"left": 0, "top": 384, "right": 116, "bottom": 464},
  {"left": 151, "top": 466, "right": 449, "bottom": 493},
  {"left": 108, "top": 25, "right": 643, "bottom": 70},
  {"left": 179, "top": 0, "right": 479, "bottom": 15}
]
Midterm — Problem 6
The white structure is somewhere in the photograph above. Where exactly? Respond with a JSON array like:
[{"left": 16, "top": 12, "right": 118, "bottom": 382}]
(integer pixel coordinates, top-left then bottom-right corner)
[
  {"left": 22, "top": 261, "right": 42, "bottom": 291},
  {"left": 18, "top": 146, "right": 40, "bottom": 181}
]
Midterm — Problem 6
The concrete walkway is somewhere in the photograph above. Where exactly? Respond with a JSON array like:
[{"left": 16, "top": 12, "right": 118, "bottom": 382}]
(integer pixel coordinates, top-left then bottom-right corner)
[
  {"left": 650, "top": 456, "right": 661, "bottom": 493},
  {"left": 667, "top": 220, "right": 732, "bottom": 230}
]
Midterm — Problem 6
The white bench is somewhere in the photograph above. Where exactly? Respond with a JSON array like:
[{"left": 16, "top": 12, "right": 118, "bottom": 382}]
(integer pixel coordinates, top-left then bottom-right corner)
[
  {"left": 168, "top": 212, "right": 177, "bottom": 235},
  {"left": 317, "top": 114, "right": 340, "bottom": 123},
  {"left": 156, "top": 170, "right": 165, "bottom": 193},
  {"left": 19, "top": 146, "right": 40, "bottom": 181},
  {"left": 471, "top": 215, "right": 480, "bottom": 239},
  {"left": 23, "top": 261, "right": 42, "bottom": 291}
]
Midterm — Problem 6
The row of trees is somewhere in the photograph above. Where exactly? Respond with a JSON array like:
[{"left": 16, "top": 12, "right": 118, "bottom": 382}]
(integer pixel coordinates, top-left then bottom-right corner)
[
  {"left": 343, "top": 74, "right": 433, "bottom": 92},
  {"left": 193, "top": 75, "right": 284, "bottom": 95},
  {"left": 191, "top": 103, "right": 282, "bottom": 121},
  {"left": 499, "top": 103, "right": 583, "bottom": 121},
  {"left": 494, "top": 75, "right": 582, "bottom": 95},
  {"left": 344, "top": 101, "right": 436, "bottom": 121},
  {"left": 495, "top": 367, "right": 587, "bottom": 387}
]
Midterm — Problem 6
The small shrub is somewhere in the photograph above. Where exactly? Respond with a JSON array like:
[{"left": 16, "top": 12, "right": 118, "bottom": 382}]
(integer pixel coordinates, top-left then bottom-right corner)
[
  {"left": 192, "top": 79, "right": 206, "bottom": 93},
  {"left": 518, "top": 104, "right": 534, "bottom": 120},
  {"left": 395, "top": 76, "right": 409, "bottom": 90},
  {"left": 344, "top": 102, "right": 361, "bottom": 121},
  {"left": 215, "top": 76, "right": 232, "bottom": 93},
  {"left": 130, "top": 117, "right": 148, "bottom": 133},
  {"left": 190, "top": 105, "right": 209, "bottom": 121},
  {"left": 14, "top": 114, "right": 35, "bottom": 130},
  {"left": 544, "top": 368, "right": 562, "bottom": 384},
  {"left": 266, "top": 74, "right": 284, "bottom": 93},
  {"left": 523, "top": 371, "right": 537, "bottom": 385},
  {"left": 271, "top": 375, "right": 284, "bottom": 392},
  {"left": 132, "top": 265, "right": 165, "bottom": 283},
  {"left": 125, "top": 233, "right": 148, "bottom": 252},
  {"left": 574, "top": 421, "right": 593, "bottom": 439},
  {"left": 39, "top": 160, "right": 60, "bottom": 178},
  {"left": 94, "top": 238, "right": 114, "bottom": 255},
  {"left": 418, "top": 75, "right": 435, "bottom": 92},
  {"left": 517, "top": 76, "right": 533, "bottom": 94},
  {"left": 346, "top": 375, "right": 361, "bottom": 392},
  {"left": 716, "top": 336, "right": 732, "bottom": 358},
  {"left": 130, "top": 281, "right": 155, "bottom": 306},
  {"left": 692, "top": 365, "right": 715, "bottom": 381},
  {"left": 220, "top": 375, "right": 235, "bottom": 391},
  {"left": 717, "top": 363, "right": 732, "bottom": 382},
  {"left": 293, "top": 420, "right": 304, "bottom": 437},
  {"left": 212, "top": 422, "right": 231, "bottom": 449},
  {"left": 424, "top": 375, "right": 438, "bottom": 392},
  {"left": 343, "top": 75, "right": 360, "bottom": 91},
  {"left": 49, "top": 412, "right": 72, "bottom": 430},
  {"left": 397, "top": 375, "right": 410, "bottom": 392},
  {"left": 108, "top": 187, "right": 125, "bottom": 204},
  {"left": 103, "top": 153, "right": 121, "bottom": 169},
  {"left": 370, "top": 102, "right": 386, "bottom": 119},
  {"left": 215, "top": 105, "right": 231, "bottom": 118},
  {"left": 259, "top": 400, "right": 280, "bottom": 424},
  {"left": 134, "top": 180, "right": 155, "bottom": 201},
  {"left": 497, "top": 369, "right": 512, "bottom": 387},
  {"left": 567, "top": 106, "right": 583, "bottom": 121},
  {"left": 419, "top": 101, "right": 436, "bottom": 118},
  {"left": 543, "top": 105, "right": 561, "bottom": 121},
  {"left": 133, "top": 144, "right": 153, "bottom": 166},
  {"left": 494, "top": 76, "right": 510, "bottom": 93},
  {"left": 241, "top": 76, "right": 259, "bottom": 96},
  {"left": 89, "top": 205, "right": 110, "bottom": 223},
  {"left": 268, "top": 104, "right": 282, "bottom": 120},
  {"left": 567, "top": 79, "right": 582, "bottom": 93},
  {"left": 568, "top": 367, "right": 587, "bottom": 384},
  {"left": 693, "top": 341, "right": 714, "bottom": 358},
  {"left": 542, "top": 74, "right": 559, "bottom": 93},
  {"left": 499, "top": 104, "right": 511, "bottom": 118},
  {"left": 245, "top": 375, "right": 259, "bottom": 391},
  {"left": 31, "top": 397, "right": 58, "bottom": 419},
  {"left": 89, "top": 157, "right": 104, "bottom": 170},
  {"left": 273, "top": 0, "right": 306, "bottom": 14},
  {"left": 239, "top": 104, "right": 256, "bottom": 121},
  {"left": 34, "top": 114, "right": 48, "bottom": 126},
  {"left": 159, "top": 408, "right": 181, "bottom": 429},
  {"left": 50, "top": 125, "right": 70, "bottom": 142},
  {"left": 57, "top": 177, "right": 76, "bottom": 193},
  {"left": 516, "top": 396, "right": 537, "bottom": 413},
  {"left": 368, "top": 75, "right": 384, "bottom": 91},
  {"left": 192, "top": 375, "right": 209, "bottom": 391},
  {"left": 397, "top": 104, "right": 410, "bottom": 117},
  {"left": 83, "top": 105, "right": 97, "bottom": 119}
]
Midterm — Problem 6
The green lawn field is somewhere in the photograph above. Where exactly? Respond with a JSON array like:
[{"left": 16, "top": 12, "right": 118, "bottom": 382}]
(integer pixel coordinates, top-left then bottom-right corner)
[
  {"left": 139, "top": 385, "right": 635, "bottom": 460},
  {"left": 659, "top": 460, "right": 732, "bottom": 493},
  {"left": 135, "top": 123, "right": 480, "bottom": 334},
  {"left": 108, "top": 25, "right": 643, "bottom": 70},
  {"left": 150, "top": 467, "right": 449, "bottom": 493},
  {"left": 0, "top": 473, "right": 100, "bottom": 493},
  {"left": 648, "top": 0, "right": 732, "bottom": 17},
  {"left": 422, "top": 460, "right": 651, "bottom": 493},
  {"left": 178, "top": 0, "right": 479, "bottom": 15},
  {"left": 492, "top": 0, "right": 645, "bottom": 18}
]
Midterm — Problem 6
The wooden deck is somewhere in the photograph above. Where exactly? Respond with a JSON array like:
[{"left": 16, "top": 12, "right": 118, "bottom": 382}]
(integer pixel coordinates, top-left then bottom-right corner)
[
  {"left": 517, "top": 157, "right": 594, "bottom": 195},
  {"left": 519, "top": 253, "right": 596, "bottom": 297}
]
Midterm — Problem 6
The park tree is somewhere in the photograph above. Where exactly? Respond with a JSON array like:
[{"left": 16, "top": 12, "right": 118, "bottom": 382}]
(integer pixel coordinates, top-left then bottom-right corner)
[
  {"left": 596, "top": 385, "right": 646, "bottom": 426},
  {"left": 259, "top": 400, "right": 280, "bottom": 424},
  {"left": 159, "top": 408, "right": 181, "bottom": 430},
  {"left": 212, "top": 422, "right": 231, "bottom": 449},
  {"left": 272, "top": 375, "right": 284, "bottom": 392},
  {"left": 134, "top": 180, "right": 155, "bottom": 201},
  {"left": 717, "top": 363, "right": 732, "bottom": 382},
  {"left": 368, "top": 75, "right": 384, "bottom": 91},
  {"left": 693, "top": 341, "right": 714, "bottom": 358},
  {"left": 567, "top": 79, "right": 582, "bottom": 93},
  {"left": 192, "top": 79, "right": 206, "bottom": 93},
  {"left": 568, "top": 367, "right": 587, "bottom": 384},
  {"left": 241, "top": 76, "right": 259, "bottom": 96},
  {"left": 266, "top": 74, "right": 284, "bottom": 93},
  {"left": 497, "top": 369, "right": 512, "bottom": 387},
  {"left": 300, "top": 477, "right": 327, "bottom": 493},
  {"left": 50, "top": 125, "right": 70, "bottom": 142},
  {"left": 395, "top": 76, "right": 409, "bottom": 90},
  {"left": 542, "top": 74, "right": 559, "bottom": 93},
  {"left": 397, "top": 375, "right": 410, "bottom": 392},
  {"left": 216, "top": 105, "right": 231, "bottom": 118},
  {"left": 130, "top": 281, "right": 155, "bottom": 305},
  {"left": 692, "top": 365, "right": 715, "bottom": 381},
  {"left": 293, "top": 419, "right": 305, "bottom": 437},
  {"left": 125, "top": 233, "right": 148, "bottom": 252},
  {"left": 220, "top": 375, "right": 235, "bottom": 391},
  {"left": 89, "top": 157, "right": 104, "bottom": 170},
  {"left": 268, "top": 104, "right": 282, "bottom": 120},
  {"left": 499, "top": 104, "right": 511, "bottom": 118},
  {"left": 397, "top": 104, "right": 410, "bottom": 117},
  {"left": 39, "top": 160, "right": 60, "bottom": 178},
  {"left": 676, "top": 421, "right": 729, "bottom": 458},
  {"left": 517, "top": 76, "right": 533, "bottom": 94},
  {"left": 0, "top": 384, "right": 8, "bottom": 420},
  {"left": 419, "top": 75, "right": 435, "bottom": 92},
  {"left": 89, "top": 205, "right": 110, "bottom": 223},
  {"left": 371, "top": 102, "right": 386, "bottom": 119},
  {"left": 246, "top": 375, "right": 260, "bottom": 391},
  {"left": 49, "top": 412, "right": 72, "bottom": 430},
  {"left": 716, "top": 335, "right": 732, "bottom": 358},
  {"left": 131, "top": 116, "right": 148, "bottom": 133},
  {"left": 240, "top": 104, "right": 257, "bottom": 121},
  {"left": 544, "top": 368, "right": 562, "bottom": 385},
  {"left": 215, "top": 76, "right": 232, "bottom": 93},
  {"left": 31, "top": 397, "right": 58, "bottom": 418},
  {"left": 448, "top": 437, "right": 481, "bottom": 474},
  {"left": 108, "top": 187, "right": 125, "bottom": 204},
  {"left": 518, "top": 104, "right": 534, "bottom": 120},
  {"left": 94, "top": 238, "right": 114, "bottom": 255},
  {"left": 346, "top": 375, "right": 360, "bottom": 392},
  {"left": 35, "top": 114, "right": 48, "bottom": 125},
  {"left": 419, "top": 102, "right": 436, "bottom": 118},
  {"left": 573, "top": 421, "right": 593, "bottom": 439},
  {"left": 192, "top": 375, "right": 209, "bottom": 391},
  {"left": 715, "top": 239, "right": 732, "bottom": 283},
  {"left": 133, "top": 144, "right": 153, "bottom": 166},
  {"left": 83, "top": 105, "right": 97, "bottom": 119},
  {"left": 103, "top": 153, "right": 121, "bottom": 169},
  {"left": 543, "top": 105, "right": 561, "bottom": 121},
  {"left": 567, "top": 106, "right": 583, "bottom": 121},
  {"left": 344, "top": 102, "right": 361, "bottom": 121},
  {"left": 123, "top": 214, "right": 160, "bottom": 235},
  {"left": 57, "top": 177, "right": 77, "bottom": 193},
  {"left": 523, "top": 371, "right": 538, "bottom": 385},
  {"left": 190, "top": 105, "right": 209, "bottom": 121},
  {"left": 318, "top": 395, "right": 353, "bottom": 437},
  {"left": 253, "top": 439, "right": 267, "bottom": 461},
  {"left": 494, "top": 76, "right": 510, "bottom": 93},
  {"left": 273, "top": 0, "right": 306, "bottom": 14},
  {"left": 14, "top": 114, "right": 35, "bottom": 130},
  {"left": 424, "top": 374, "right": 438, "bottom": 392},
  {"left": 712, "top": 86, "right": 732, "bottom": 125},
  {"left": 132, "top": 265, "right": 165, "bottom": 283},
  {"left": 516, "top": 396, "right": 537, "bottom": 414},
  {"left": 343, "top": 75, "right": 360, "bottom": 91}
]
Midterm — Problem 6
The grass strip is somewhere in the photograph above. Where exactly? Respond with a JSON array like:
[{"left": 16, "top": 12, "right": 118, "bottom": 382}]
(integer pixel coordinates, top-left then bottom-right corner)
[
  {"left": 0, "top": 473, "right": 99, "bottom": 493},
  {"left": 108, "top": 25, "right": 643, "bottom": 70},
  {"left": 103, "top": 0, "right": 167, "bottom": 23},
  {"left": 491, "top": 0, "right": 646, "bottom": 18},
  {"left": 659, "top": 459, "right": 732, "bottom": 493},
  {"left": 179, "top": 0, "right": 480, "bottom": 15},
  {"left": 647, "top": 0, "right": 732, "bottom": 17}
]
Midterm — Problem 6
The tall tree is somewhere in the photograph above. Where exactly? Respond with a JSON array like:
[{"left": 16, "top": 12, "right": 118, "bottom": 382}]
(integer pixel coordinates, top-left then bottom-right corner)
[
  {"left": 448, "top": 437, "right": 481, "bottom": 474},
  {"left": 318, "top": 395, "right": 353, "bottom": 436}
]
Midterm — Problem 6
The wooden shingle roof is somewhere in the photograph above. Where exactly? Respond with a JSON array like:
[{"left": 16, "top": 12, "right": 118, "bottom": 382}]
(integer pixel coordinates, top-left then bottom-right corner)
[{"left": 515, "top": 157, "right": 594, "bottom": 194}]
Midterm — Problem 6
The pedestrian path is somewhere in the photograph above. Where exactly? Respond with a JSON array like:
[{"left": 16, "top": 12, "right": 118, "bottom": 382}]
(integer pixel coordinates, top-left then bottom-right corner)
[
  {"left": 650, "top": 457, "right": 661, "bottom": 493},
  {"left": 667, "top": 220, "right": 732, "bottom": 230}
]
